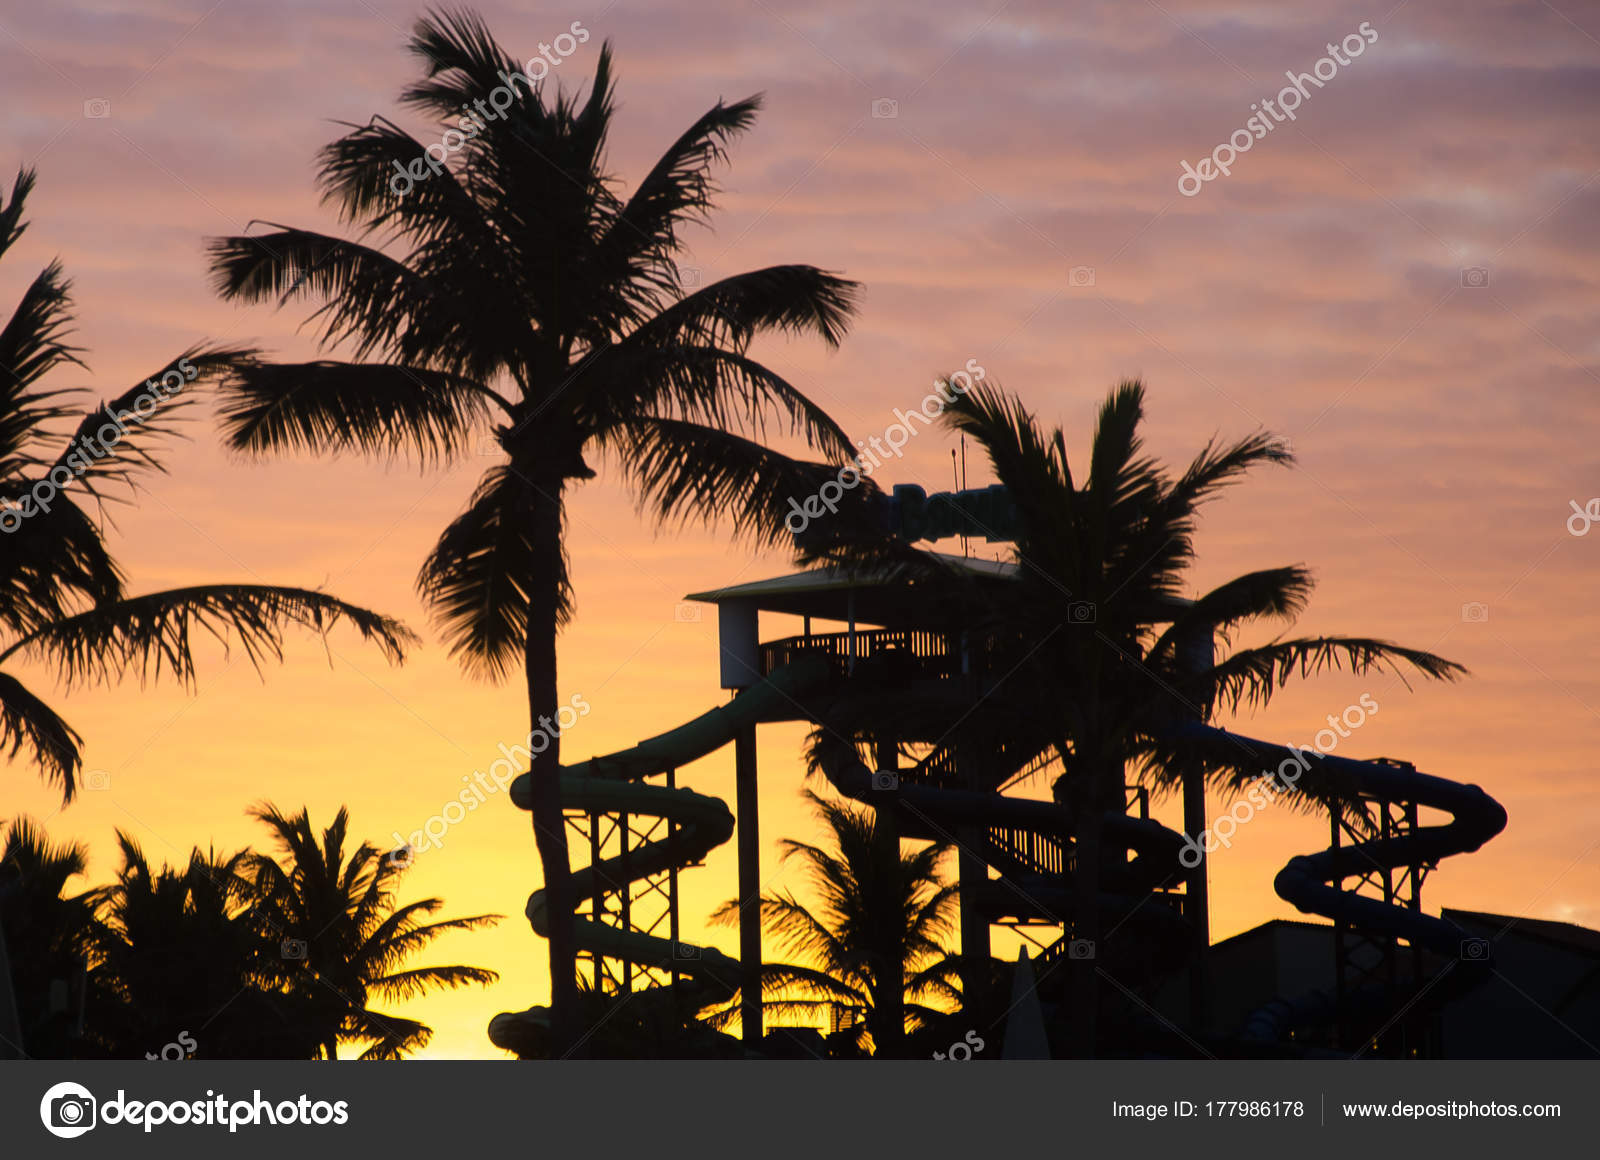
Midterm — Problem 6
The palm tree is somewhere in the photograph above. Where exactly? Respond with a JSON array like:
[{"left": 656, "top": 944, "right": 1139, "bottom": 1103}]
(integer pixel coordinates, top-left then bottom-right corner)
[
  {"left": 0, "top": 168, "right": 417, "bottom": 803},
  {"left": 0, "top": 817, "right": 105, "bottom": 1057},
  {"left": 708, "top": 789, "right": 960, "bottom": 1057},
  {"left": 93, "top": 835, "right": 317, "bottom": 1059},
  {"left": 245, "top": 803, "right": 499, "bottom": 1059},
  {"left": 204, "top": 9, "right": 861, "bottom": 1041},
  {"left": 806, "top": 379, "right": 1464, "bottom": 1055}
]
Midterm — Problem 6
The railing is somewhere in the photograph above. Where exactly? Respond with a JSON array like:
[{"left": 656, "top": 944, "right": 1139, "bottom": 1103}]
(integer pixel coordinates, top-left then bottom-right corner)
[
  {"left": 989, "top": 826, "right": 1068, "bottom": 877},
  {"left": 757, "top": 628, "right": 959, "bottom": 682},
  {"left": 898, "top": 734, "right": 1057, "bottom": 794}
]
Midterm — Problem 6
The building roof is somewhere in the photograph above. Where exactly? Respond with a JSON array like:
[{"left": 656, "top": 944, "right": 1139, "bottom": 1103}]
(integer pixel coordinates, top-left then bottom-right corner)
[
  {"left": 682, "top": 552, "right": 1016, "bottom": 624},
  {"left": 684, "top": 552, "right": 1193, "bottom": 625},
  {"left": 1446, "top": 909, "right": 1600, "bottom": 958},
  {"left": 1210, "top": 918, "right": 1334, "bottom": 950}
]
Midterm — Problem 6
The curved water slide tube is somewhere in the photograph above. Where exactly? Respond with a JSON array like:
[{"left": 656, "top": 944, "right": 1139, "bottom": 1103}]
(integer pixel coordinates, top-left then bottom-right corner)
[
  {"left": 809, "top": 736, "right": 1189, "bottom": 935},
  {"left": 816, "top": 719, "right": 1506, "bottom": 1048},
  {"left": 1161, "top": 723, "right": 1507, "bottom": 952},
  {"left": 1161, "top": 723, "right": 1508, "bottom": 1043},
  {"left": 487, "top": 657, "right": 830, "bottom": 1052}
]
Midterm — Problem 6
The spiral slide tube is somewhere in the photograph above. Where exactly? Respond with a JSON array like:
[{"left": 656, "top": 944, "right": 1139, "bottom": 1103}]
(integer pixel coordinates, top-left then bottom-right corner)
[
  {"left": 1162, "top": 723, "right": 1508, "bottom": 1046},
  {"left": 487, "top": 658, "right": 829, "bottom": 1054},
  {"left": 810, "top": 736, "right": 1190, "bottom": 937},
  {"left": 1161, "top": 723, "right": 1507, "bottom": 952},
  {"left": 818, "top": 720, "right": 1506, "bottom": 1054}
]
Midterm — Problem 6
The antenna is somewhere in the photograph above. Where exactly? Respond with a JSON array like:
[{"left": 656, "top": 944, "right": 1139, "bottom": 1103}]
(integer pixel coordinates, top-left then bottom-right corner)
[
  {"left": 960, "top": 435, "right": 970, "bottom": 557},
  {"left": 951, "top": 448, "right": 967, "bottom": 557}
]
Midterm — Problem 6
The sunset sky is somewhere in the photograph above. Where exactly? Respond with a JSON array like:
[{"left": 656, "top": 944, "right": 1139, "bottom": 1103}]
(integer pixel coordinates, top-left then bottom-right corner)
[{"left": 4, "top": 0, "right": 1599, "bottom": 1058}]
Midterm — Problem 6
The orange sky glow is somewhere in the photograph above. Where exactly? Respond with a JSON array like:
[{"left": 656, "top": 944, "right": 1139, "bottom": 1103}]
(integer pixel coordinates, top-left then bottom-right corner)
[{"left": 4, "top": 0, "right": 1599, "bottom": 1057}]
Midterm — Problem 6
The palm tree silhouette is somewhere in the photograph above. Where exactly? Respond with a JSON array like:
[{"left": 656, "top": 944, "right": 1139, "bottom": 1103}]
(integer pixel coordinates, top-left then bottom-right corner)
[
  {"left": 93, "top": 834, "right": 316, "bottom": 1059},
  {"left": 807, "top": 378, "right": 1464, "bottom": 1055},
  {"left": 245, "top": 803, "right": 499, "bottom": 1059},
  {"left": 0, "top": 817, "right": 105, "bottom": 1057},
  {"left": 708, "top": 789, "right": 959, "bottom": 1057},
  {"left": 204, "top": 9, "right": 861, "bottom": 1042},
  {"left": 0, "top": 168, "right": 417, "bottom": 803}
]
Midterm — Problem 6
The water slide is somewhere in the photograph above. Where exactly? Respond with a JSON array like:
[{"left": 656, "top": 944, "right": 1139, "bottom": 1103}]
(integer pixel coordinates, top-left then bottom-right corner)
[
  {"left": 1162, "top": 723, "right": 1507, "bottom": 949},
  {"left": 1163, "top": 722, "right": 1508, "bottom": 1044},
  {"left": 816, "top": 718, "right": 1507, "bottom": 1048},
  {"left": 808, "top": 733, "right": 1192, "bottom": 949},
  {"left": 486, "top": 653, "right": 1507, "bottom": 1055},
  {"left": 487, "top": 657, "right": 830, "bottom": 1054}
]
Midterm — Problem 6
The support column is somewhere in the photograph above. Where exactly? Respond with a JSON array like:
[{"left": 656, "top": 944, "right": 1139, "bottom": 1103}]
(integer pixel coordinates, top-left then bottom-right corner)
[
  {"left": 1182, "top": 772, "right": 1211, "bottom": 1032},
  {"left": 735, "top": 722, "right": 762, "bottom": 1048},
  {"left": 956, "top": 739, "right": 991, "bottom": 1016},
  {"left": 875, "top": 734, "right": 904, "bottom": 1056},
  {"left": 588, "top": 813, "right": 605, "bottom": 993},
  {"left": 1176, "top": 620, "right": 1216, "bottom": 1035}
]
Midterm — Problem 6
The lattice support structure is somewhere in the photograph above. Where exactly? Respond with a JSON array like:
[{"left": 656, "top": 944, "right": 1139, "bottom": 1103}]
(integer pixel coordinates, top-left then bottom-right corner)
[
  {"left": 1331, "top": 775, "right": 1432, "bottom": 1057},
  {"left": 564, "top": 769, "right": 682, "bottom": 997}
]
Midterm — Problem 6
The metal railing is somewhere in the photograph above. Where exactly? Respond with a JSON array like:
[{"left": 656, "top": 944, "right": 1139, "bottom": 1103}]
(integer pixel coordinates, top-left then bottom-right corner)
[{"left": 757, "top": 627, "right": 959, "bottom": 681}]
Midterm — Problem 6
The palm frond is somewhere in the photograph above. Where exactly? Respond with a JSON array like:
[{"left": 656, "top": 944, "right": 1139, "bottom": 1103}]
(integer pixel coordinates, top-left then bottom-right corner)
[
  {"left": 1148, "top": 566, "right": 1314, "bottom": 662},
  {"left": 0, "top": 672, "right": 83, "bottom": 798},
  {"left": 417, "top": 464, "right": 567, "bottom": 681},
  {"left": 208, "top": 229, "right": 462, "bottom": 366},
  {"left": 594, "top": 93, "right": 762, "bottom": 306},
  {"left": 42, "top": 345, "right": 256, "bottom": 506},
  {"left": 1200, "top": 636, "right": 1466, "bottom": 714},
  {"left": 0, "top": 492, "right": 124, "bottom": 637},
  {"left": 626, "top": 265, "right": 859, "bottom": 352},
  {"left": 218, "top": 360, "right": 492, "bottom": 464},
  {"left": 578, "top": 341, "right": 854, "bottom": 460},
  {"left": 1, "top": 584, "right": 418, "bottom": 690},
  {"left": 0, "top": 260, "right": 85, "bottom": 476},
  {"left": 599, "top": 416, "right": 860, "bottom": 548},
  {"left": 368, "top": 962, "right": 499, "bottom": 1003}
]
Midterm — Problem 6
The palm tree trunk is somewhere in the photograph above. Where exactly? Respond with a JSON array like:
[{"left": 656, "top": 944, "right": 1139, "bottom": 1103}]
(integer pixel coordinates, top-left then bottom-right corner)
[
  {"left": 868, "top": 976, "right": 904, "bottom": 1059},
  {"left": 0, "top": 919, "right": 23, "bottom": 1059},
  {"left": 526, "top": 479, "right": 578, "bottom": 1054}
]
